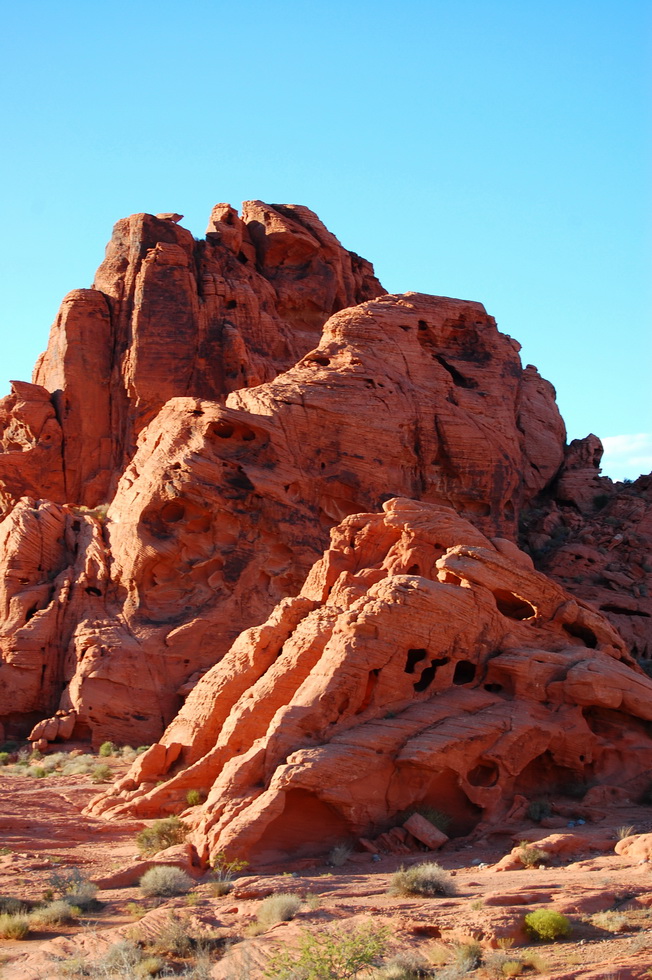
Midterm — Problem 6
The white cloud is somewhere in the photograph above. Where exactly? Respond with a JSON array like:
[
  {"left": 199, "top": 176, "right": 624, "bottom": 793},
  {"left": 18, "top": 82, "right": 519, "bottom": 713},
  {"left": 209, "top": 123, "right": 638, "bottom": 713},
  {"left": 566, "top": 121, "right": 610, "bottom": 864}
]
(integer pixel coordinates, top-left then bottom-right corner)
[{"left": 600, "top": 433, "right": 652, "bottom": 482}]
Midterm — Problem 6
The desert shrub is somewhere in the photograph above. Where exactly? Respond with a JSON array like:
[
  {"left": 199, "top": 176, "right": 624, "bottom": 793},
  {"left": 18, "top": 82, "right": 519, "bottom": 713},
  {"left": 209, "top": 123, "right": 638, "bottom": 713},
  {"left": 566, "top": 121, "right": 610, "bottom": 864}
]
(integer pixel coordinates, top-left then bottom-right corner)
[
  {"left": 63, "top": 881, "right": 98, "bottom": 911},
  {"left": 389, "top": 862, "right": 456, "bottom": 898},
  {"left": 27, "top": 765, "right": 47, "bottom": 778},
  {"left": 0, "top": 896, "right": 28, "bottom": 914},
  {"left": 30, "top": 899, "right": 77, "bottom": 928},
  {"left": 49, "top": 866, "right": 86, "bottom": 897},
  {"left": 98, "top": 938, "right": 144, "bottom": 973},
  {"left": 98, "top": 741, "right": 116, "bottom": 757},
  {"left": 210, "top": 850, "right": 248, "bottom": 882},
  {"left": 90, "top": 763, "right": 113, "bottom": 783},
  {"left": 0, "top": 911, "right": 30, "bottom": 939},
  {"left": 257, "top": 892, "right": 302, "bottom": 929},
  {"left": 264, "top": 923, "right": 388, "bottom": 979},
  {"left": 329, "top": 843, "right": 352, "bottom": 867},
  {"left": 524, "top": 909, "right": 571, "bottom": 941},
  {"left": 526, "top": 800, "right": 551, "bottom": 822},
  {"left": 120, "top": 745, "right": 138, "bottom": 762},
  {"left": 454, "top": 940, "right": 482, "bottom": 970},
  {"left": 134, "top": 955, "right": 165, "bottom": 977},
  {"left": 0, "top": 752, "right": 10, "bottom": 766},
  {"left": 136, "top": 816, "right": 189, "bottom": 856},
  {"left": 0, "top": 740, "right": 18, "bottom": 753},
  {"left": 517, "top": 843, "right": 548, "bottom": 868},
  {"left": 186, "top": 788, "right": 202, "bottom": 806},
  {"left": 591, "top": 910, "right": 628, "bottom": 933},
  {"left": 376, "top": 951, "right": 429, "bottom": 980},
  {"left": 144, "top": 912, "right": 197, "bottom": 956},
  {"left": 616, "top": 824, "right": 635, "bottom": 840},
  {"left": 60, "top": 754, "right": 96, "bottom": 776},
  {"left": 140, "top": 865, "right": 193, "bottom": 898}
]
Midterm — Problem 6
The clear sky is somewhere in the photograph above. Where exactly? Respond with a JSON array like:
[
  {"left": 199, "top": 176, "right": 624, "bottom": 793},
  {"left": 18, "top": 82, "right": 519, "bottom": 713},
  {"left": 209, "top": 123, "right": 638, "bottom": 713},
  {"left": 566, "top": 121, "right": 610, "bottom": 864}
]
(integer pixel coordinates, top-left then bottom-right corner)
[{"left": 1, "top": 0, "right": 650, "bottom": 481}]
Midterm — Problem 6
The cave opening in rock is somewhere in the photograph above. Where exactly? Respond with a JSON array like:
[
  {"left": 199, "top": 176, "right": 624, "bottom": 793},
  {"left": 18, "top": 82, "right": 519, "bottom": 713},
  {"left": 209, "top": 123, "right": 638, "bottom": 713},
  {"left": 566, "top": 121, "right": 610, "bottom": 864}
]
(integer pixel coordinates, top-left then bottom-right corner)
[
  {"left": 404, "top": 649, "right": 427, "bottom": 674},
  {"left": 414, "top": 657, "right": 449, "bottom": 693},
  {"left": 563, "top": 622, "right": 598, "bottom": 648},
  {"left": 248, "top": 789, "right": 350, "bottom": 863},
  {"left": 453, "top": 660, "right": 476, "bottom": 685}
]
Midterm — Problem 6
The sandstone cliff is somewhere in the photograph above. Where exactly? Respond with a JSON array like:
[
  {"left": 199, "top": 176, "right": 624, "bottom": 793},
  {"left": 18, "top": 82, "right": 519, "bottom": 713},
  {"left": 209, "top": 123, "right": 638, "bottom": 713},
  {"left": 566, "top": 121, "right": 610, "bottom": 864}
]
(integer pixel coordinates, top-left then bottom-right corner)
[{"left": 0, "top": 202, "right": 650, "bottom": 855}]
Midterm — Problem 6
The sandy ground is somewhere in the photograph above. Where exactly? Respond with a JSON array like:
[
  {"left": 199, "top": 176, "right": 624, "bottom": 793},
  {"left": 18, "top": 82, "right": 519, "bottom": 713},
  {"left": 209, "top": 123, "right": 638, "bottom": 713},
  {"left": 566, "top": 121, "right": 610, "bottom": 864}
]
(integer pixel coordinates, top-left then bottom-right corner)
[{"left": 1, "top": 756, "right": 652, "bottom": 979}]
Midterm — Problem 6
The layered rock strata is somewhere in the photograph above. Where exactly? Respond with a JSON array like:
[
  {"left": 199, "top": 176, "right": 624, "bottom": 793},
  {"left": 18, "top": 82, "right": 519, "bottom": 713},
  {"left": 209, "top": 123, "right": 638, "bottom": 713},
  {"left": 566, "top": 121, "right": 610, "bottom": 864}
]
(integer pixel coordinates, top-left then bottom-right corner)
[{"left": 90, "top": 498, "right": 652, "bottom": 866}]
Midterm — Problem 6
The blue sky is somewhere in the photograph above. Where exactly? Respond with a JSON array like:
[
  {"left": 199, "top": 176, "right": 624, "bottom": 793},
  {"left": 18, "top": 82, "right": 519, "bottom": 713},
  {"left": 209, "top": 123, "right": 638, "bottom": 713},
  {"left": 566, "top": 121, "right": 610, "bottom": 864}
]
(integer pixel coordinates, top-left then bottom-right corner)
[{"left": 1, "top": 0, "right": 650, "bottom": 480}]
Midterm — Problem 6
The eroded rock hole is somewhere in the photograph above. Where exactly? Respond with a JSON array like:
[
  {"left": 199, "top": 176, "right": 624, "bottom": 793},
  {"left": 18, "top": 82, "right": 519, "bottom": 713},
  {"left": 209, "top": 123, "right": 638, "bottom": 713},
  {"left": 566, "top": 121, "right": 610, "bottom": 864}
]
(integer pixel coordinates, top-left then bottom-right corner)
[
  {"left": 453, "top": 660, "right": 476, "bottom": 685},
  {"left": 414, "top": 657, "right": 449, "bottom": 692},
  {"left": 563, "top": 622, "right": 598, "bottom": 648},
  {"left": 357, "top": 668, "right": 380, "bottom": 714},
  {"left": 601, "top": 604, "right": 650, "bottom": 618},
  {"left": 213, "top": 421, "right": 235, "bottom": 438},
  {"left": 405, "top": 648, "right": 427, "bottom": 674},
  {"left": 434, "top": 354, "right": 478, "bottom": 389},
  {"left": 484, "top": 683, "right": 503, "bottom": 693},
  {"left": 226, "top": 300, "right": 237, "bottom": 309},
  {"left": 467, "top": 761, "right": 499, "bottom": 787},
  {"left": 85, "top": 587, "right": 102, "bottom": 597},
  {"left": 493, "top": 589, "right": 536, "bottom": 620},
  {"left": 160, "top": 501, "right": 186, "bottom": 523},
  {"left": 313, "top": 355, "right": 330, "bottom": 366}
]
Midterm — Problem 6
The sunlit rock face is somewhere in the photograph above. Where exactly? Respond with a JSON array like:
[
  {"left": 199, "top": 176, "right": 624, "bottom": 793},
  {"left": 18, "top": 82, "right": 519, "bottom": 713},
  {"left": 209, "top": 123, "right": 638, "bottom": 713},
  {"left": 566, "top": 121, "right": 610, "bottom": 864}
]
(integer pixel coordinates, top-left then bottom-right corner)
[{"left": 89, "top": 498, "right": 652, "bottom": 866}]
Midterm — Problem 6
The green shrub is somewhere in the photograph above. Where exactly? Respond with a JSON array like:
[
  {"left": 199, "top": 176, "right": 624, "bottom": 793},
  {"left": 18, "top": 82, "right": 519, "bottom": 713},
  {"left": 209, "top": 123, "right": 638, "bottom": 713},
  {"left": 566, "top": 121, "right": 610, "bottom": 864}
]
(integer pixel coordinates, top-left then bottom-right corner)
[
  {"left": 376, "top": 951, "right": 429, "bottom": 980},
  {"left": 454, "top": 940, "right": 482, "bottom": 970},
  {"left": 209, "top": 850, "right": 248, "bottom": 882},
  {"left": 524, "top": 909, "right": 571, "bottom": 941},
  {"left": 517, "top": 843, "right": 548, "bottom": 868},
  {"left": 90, "top": 763, "right": 113, "bottom": 783},
  {"left": 0, "top": 912, "right": 30, "bottom": 939},
  {"left": 0, "top": 752, "right": 10, "bottom": 766},
  {"left": 185, "top": 788, "right": 202, "bottom": 806},
  {"left": 389, "top": 862, "right": 456, "bottom": 897},
  {"left": 140, "top": 865, "right": 193, "bottom": 898},
  {"left": 136, "top": 816, "right": 189, "bottom": 856},
  {"left": 27, "top": 765, "right": 47, "bottom": 778},
  {"left": 98, "top": 741, "right": 116, "bottom": 757},
  {"left": 264, "top": 923, "right": 388, "bottom": 979},
  {"left": 257, "top": 892, "right": 302, "bottom": 929}
]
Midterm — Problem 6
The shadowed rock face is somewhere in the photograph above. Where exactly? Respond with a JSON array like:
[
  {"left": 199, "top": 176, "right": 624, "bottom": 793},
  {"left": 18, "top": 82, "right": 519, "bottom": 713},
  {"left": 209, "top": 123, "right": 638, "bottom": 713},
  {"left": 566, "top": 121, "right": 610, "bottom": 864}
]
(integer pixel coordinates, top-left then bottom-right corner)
[{"left": 89, "top": 499, "right": 652, "bottom": 866}]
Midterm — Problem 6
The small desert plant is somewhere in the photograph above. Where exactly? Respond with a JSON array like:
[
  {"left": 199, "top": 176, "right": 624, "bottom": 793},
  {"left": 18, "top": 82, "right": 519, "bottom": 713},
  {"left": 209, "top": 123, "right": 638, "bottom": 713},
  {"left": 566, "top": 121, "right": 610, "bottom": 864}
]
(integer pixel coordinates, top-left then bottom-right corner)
[
  {"left": 526, "top": 800, "right": 551, "bottom": 822},
  {"left": 524, "top": 909, "right": 571, "bottom": 941},
  {"left": 29, "top": 899, "right": 77, "bottom": 929},
  {"left": 256, "top": 892, "right": 302, "bottom": 930},
  {"left": 186, "top": 788, "right": 202, "bottom": 806},
  {"left": 90, "top": 763, "right": 113, "bottom": 783},
  {"left": 389, "top": 862, "right": 456, "bottom": 898},
  {"left": 470, "top": 898, "right": 484, "bottom": 910},
  {"left": 376, "top": 951, "right": 429, "bottom": 979},
  {"left": 64, "top": 881, "right": 98, "bottom": 911},
  {"left": 264, "top": 923, "right": 388, "bottom": 979},
  {"left": 209, "top": 850, "right": 248, "bottom": 884},
  {"left": 60, "top": 754, "right": 96, "bottom": 776},
  {"left": 329, "top": 843, "right": 352, "bottom": 867},
  {"left": 98, "top": 740, "right": 116, "bottom": 757},
  {"left": 27, "top": 765, "right": 48, "bottom": 778},
  {"left": 454, "top": 940, "right": 482, "bottom": 971},
  {"left": 125, "top": 901, "right": 149, "bottom": 919},
  {"left": 0, "top": 896, "right": 28, "bottom": 914},
  {"left": 136, "top": 815, "right": 189, "bottom": 856},
  {"left": 140, "top": 865, "right": 193, "bottom": 898},
  {"left": 517, "top": 842, "right": 547, "bottom": 868},
  {"left": 144, "top": 912, "right": 195, "bottom": 956},
  {"left": 616, "top": 824, "right": 635, "bottom": 840},
  {"left": 484, "top": 953, "right": 526, "bottom": 977},
  {"left": 0, "top": 752, "right": 10, "bottom": 766},
  {"left": 591, "top": 910, "right": 628, "bottom": 933},
  {"left": 0, "top": 912, "right": 31, "bottom": 939}
]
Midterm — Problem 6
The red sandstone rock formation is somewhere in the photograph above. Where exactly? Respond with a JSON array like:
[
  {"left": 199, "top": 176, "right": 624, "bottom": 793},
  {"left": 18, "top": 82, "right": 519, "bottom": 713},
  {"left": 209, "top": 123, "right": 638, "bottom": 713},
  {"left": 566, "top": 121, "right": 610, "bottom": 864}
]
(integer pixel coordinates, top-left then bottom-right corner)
[
  {"left": 0, "top": 198, "right": 649, "bottom": 770},
  {"left": 90, "top": 498, "right": 652, "bottom": 866},
  {"left": 4, "top": 284, "right": 567, "bottom": 745}
]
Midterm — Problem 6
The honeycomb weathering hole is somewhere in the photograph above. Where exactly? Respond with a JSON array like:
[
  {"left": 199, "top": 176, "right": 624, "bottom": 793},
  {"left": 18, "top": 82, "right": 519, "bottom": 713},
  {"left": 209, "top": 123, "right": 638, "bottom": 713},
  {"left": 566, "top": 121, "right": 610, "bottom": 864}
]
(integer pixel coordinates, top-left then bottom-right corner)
[
  {"left": 492, "top": 589, "right": 536, "bottom": 620},
  {"left": 160, "top": 501, "right": 185, "bottom": 523}
]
